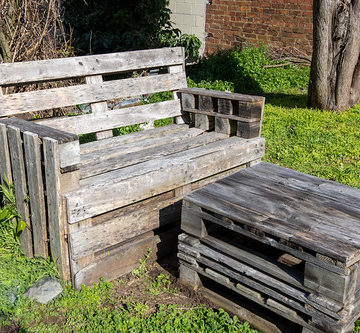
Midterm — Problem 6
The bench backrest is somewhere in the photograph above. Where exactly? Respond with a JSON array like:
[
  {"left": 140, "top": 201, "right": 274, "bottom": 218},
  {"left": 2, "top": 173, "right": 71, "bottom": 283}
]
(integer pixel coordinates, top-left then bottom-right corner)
[{"left": 0, "top": 47, "right": 187, "bottom": 138}]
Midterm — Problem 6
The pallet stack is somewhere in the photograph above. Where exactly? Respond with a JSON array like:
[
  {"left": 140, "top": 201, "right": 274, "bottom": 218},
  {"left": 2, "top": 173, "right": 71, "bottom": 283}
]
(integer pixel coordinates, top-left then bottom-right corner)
[{"left": 178, "top": 163, "right": 360, "bottom": 333}]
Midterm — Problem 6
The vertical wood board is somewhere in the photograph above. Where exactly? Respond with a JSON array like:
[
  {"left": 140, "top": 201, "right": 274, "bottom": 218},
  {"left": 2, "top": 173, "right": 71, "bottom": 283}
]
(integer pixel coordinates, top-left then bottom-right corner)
[
  {"left": 7, "top": 126, "right": 33, "bottom": 257},
  {"left": 23, "top": 132, "right": 48, "bottom": 258}
]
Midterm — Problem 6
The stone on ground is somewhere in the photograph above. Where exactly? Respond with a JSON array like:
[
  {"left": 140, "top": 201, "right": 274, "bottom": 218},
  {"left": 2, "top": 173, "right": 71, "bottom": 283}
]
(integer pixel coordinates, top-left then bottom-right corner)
[{"left": 24, "top": 277, "right": 62, "bottom": 304}]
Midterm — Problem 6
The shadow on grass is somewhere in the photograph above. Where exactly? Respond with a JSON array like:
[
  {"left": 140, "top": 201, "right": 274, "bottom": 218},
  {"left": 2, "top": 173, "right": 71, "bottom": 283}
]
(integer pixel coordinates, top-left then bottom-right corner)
[{"left": 264, "top": 92, "right": 308, "bottom": 109}]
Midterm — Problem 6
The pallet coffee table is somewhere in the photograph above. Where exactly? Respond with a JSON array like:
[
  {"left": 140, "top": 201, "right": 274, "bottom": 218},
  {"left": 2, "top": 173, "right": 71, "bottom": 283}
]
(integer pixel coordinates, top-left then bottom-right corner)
[{"left": 178, "top": 162, "right": 360, "bottom": 333}]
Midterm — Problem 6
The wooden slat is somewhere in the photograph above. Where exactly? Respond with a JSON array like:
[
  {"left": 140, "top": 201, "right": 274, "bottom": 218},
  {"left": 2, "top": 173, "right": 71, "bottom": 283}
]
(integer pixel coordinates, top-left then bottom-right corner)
[
  {"left": 67, "top": 136, "right": 265, "bottom": 223},
  {"left": 0, "top": 47, "right": 184, "bottom": 85},
  {"left": 73, "top": 228, "right": 178, "bottom": 288},
  {"left": 178, "top": 87, "right": 265, "bottom": 103},
  {"left": 43, "top": 138, "right": 70, "bottom": 278},
  {"left": 69, "top": 191, "right": 180, "bottom": 260},
  {"left": 7, "top": 126, "right": 33, "bottom": 257},
  {"left": 0, "top": 123, "right": 12, "bottom": 185},
  {"left": 0, "top": 118, "right": 78, "bottom": 143},
  {"left": 23, "top": 132, "right": 48, "bottom": 258},
  {"left": 81, "top": 128, "right": 203, "bottom": 169},
  {"left": 80, "top": 124, "right": 190, "bottom": 155},
  {"left": 38, "top": 100, "right": 182, "bottom": 135},
  {"left": 182, "top": 107, "right": 261, "bottom": 122},
  {"left": 169, "top": 64, "right": 186, "bottom": 125},
  {"left": 81, "top": 127, "right": 204, "bottom": 166},
  {"left": 85, "top": 75, "right": 113, "bottom": 140},
  {"left": 81, "top": 131, "right": 226, "bottom": 179},
  {"left": 0, "top": 73, "right": 187, "bottom": 116}
]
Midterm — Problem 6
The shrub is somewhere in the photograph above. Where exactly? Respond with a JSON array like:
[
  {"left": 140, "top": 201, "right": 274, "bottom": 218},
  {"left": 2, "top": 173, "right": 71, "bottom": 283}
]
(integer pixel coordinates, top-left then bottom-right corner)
[{"left": 187, "top": 45, "right": 310, "bottom": 94}]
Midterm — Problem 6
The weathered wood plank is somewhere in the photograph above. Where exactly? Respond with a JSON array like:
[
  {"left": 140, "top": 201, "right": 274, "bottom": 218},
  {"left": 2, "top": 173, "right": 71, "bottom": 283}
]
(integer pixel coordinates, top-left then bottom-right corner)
[
  {"left": 0, "top": 118, "right": 78, "bottom": 143},
  {"left": 215, "top": 98, "right": 236, "bottom": 135},
  {"left": 0, "top": 123, "right": 12, "bottom": 185},
  {"left": 168, "top": 63, "right": 186, "bottom": 125},
  {"left": 38, "top": 100, "right": 182, "bottom": 135},
  {"left": 81, "top": 127, "right": 204, "bottom": 167},
  {"left": 23, "top": 132, "right": 48, "bottom": 258},
  {"left": 181, "top": 107, "right": 260, "bottom": 123},
  {"left": 80, "top": 124, "right": 190, "bottom": 155},
  {"left": 178, "top": 87, "right": 265, "bottom": 103},
  {"left": 73, "top": 228, "right": 178, "bottom": 288},
  {"left": 85, "top": 75, "right": 113, "bottom": 140},
  {"left": 7, "top": 126, "right": 33, "bottom": 257},
  {"left": 0, "top": 73, "right": 187, "bottom": 116},
  {"left": 43, "top": 138, "right": 70, "bottom": 278},
  {"left": 69, "top": 191, "right": 181, "bottom": 260},
  {"left": 0, "top": 47, "right": 184, "bottom": 85},
  {"left": 304, "top": 262, "right": 358, "bottom": 304},
  {"left": 195, "top": 95, "right": 214, "bottom": 130},
  {"left": 81, "top": 131, "right": 226, "bottom": 179},
  {"left": 199, "top": 287, "right": 285, "bottom": 333},
  {"left": 67, "top": 137, "right": 265, "bottom": 223}
]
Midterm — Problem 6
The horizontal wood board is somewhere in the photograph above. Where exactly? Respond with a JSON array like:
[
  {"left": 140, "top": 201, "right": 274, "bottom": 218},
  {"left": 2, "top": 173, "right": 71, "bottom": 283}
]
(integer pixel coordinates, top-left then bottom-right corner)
[
  {"left": 0, "top": 73, "right": 187, "bottom": 116},
  {"left": 0, "top": 118, "right": 78, "bottom": 143},
  {"left": 66, "top": 136, "right": 265, "bottom": 223},
  {"left": 37, "top": 100, "right": 182, "bottom": 135},
  {"left": 0, "top": 47, "right": 184, "bottom": 85},
  {"left": 81, "top": 130, "right": 226, "bottom": 179},
  {"left": 184, "top": 162, "right": 360, "bottom": 266}
]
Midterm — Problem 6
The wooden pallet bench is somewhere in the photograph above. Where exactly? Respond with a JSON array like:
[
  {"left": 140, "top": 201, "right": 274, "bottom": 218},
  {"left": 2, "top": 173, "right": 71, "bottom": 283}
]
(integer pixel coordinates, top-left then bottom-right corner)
[
  {"left": 0, "top": 47, "right": 265, "bottom": 287},
  {"left": 179, "top": 162, "right": 360, "bottom": 333}
]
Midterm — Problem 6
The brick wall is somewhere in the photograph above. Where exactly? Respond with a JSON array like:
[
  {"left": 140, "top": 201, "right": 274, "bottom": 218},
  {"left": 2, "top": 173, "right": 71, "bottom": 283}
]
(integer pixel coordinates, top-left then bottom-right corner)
[{"left": 205, "top": 0, "right": 313, "bottom": 55}]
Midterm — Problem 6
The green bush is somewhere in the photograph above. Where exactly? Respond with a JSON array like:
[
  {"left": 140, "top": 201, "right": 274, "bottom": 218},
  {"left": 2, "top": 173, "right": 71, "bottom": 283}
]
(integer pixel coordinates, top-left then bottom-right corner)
[{"left": 188, "top": 45, "right": 310, "bottom": 94}]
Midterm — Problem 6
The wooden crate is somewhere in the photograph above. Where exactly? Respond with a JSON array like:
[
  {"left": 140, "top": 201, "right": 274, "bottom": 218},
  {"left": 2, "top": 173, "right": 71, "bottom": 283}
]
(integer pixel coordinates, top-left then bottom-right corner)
[{"left": 179, "top": 162, "right": 360, "bottom": 333}]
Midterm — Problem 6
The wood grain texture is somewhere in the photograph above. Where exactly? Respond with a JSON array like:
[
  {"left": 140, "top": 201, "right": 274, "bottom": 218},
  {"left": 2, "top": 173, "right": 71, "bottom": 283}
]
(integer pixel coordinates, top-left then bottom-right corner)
[
  {"left": 85, "top": 75, "right": 113, "bottom": 140},
  {"left": 69, "top": 191, "right": 181, "bottom": 260},
  {"left": 43, "top": 138, "right": 70, "bottom": 279},
  {"left": 81, "top": 131, "right": 226, "bottom": 179},
  {"left": 80, "top": 124, "right": 190, "bottom": 155},
  {"left": 0, "top": 47, "right": 184, "bottom": 85},
  {"left": 23, "top": 132, "right": 48, "bottom": 258},
  {"left": 184, "top": 162, "right": 360, "bottom": 267},
  {"left": 73, "top": 228, "right": 178, "bottom": 288},
  {"left": 178, "top": 87, "right": 265, "bottom": 103},
  {"left": 0, "top": 118, "right": 78, "bottom": 143},
  {"left": 66, "top": 137, "right": 265, "bottom": 223},
  {"left": 0, "top": 73, "right": 187, "bottom": 116},
  {"left": 38, "top": 100, "right": 182, "bottom": 135},
  {"left": 0, "top": 123, "right": 12, "bottom": 185},
  {"left": 7, "top": 126, "right": 33, "bottom": 258}
]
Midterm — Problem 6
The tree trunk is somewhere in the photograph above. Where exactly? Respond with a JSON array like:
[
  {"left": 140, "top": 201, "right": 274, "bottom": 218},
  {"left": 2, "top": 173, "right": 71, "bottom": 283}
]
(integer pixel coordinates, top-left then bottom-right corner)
[
  {"left": 0, "top": 29, "right": 12, "bottom": 63},
  {"left": 308, "top": 0, "right": 360, "bottom": 110}
]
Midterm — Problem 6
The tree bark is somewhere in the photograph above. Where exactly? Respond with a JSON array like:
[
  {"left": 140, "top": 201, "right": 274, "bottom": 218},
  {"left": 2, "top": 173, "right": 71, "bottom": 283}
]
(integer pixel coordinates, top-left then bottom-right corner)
[
  {"left": 0, "top": 28, "right": 12, "bottom": 63},
  {"left": 308, "top": 0, "right": 360, "bottom": 110}
]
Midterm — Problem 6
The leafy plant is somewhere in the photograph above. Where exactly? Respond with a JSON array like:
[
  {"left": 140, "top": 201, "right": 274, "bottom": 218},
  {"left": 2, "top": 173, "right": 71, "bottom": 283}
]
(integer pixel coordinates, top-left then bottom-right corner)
[
  {"left": 188, "top": 45, "right": 310, "bottom": 94},
  {"left": 148, "top": 273, "right": 176, "bottom": 296},
  {"left": 131, "top": 248, "right": 152, "bottom": 278}
]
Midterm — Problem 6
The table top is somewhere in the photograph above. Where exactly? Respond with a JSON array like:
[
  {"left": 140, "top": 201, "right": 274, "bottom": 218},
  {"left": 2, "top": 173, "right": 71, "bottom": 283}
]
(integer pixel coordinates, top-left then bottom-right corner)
[{"left": 185, "top": 162, "right": 360, "bottom": 266}]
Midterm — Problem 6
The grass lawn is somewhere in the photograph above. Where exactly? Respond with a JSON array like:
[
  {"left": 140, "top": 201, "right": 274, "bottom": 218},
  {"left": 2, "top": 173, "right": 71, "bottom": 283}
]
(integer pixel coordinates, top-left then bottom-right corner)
[{"left": 1, "top": 46, "right": 360, "bottom": 332}]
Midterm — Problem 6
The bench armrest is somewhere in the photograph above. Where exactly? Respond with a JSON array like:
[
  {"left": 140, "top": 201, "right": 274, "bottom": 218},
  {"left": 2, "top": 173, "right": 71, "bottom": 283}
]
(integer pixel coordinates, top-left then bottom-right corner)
[
  {"left": 0, "top": 117, "right": 80, "bottom": 172},
  {"left": 177, "top": 88, "right": 265, "bottom": 139}
]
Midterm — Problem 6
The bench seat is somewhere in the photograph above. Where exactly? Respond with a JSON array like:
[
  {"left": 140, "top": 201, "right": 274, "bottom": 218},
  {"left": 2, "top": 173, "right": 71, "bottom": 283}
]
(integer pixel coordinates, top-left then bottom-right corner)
[{"left": 66, "top": 124, "right": 265, "bottom": 224}]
